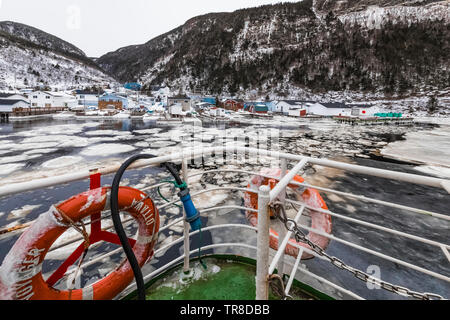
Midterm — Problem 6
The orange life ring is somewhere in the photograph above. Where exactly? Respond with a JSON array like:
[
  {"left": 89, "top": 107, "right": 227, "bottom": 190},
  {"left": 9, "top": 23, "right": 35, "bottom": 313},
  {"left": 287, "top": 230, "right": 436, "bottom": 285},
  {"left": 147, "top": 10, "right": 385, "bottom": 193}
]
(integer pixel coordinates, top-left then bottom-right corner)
[
  {"left": 0, "top": 187, "right": 159, "bottom": 300},
  {"left": 244, "top": 168, "right": 332, "bottom": 260}
]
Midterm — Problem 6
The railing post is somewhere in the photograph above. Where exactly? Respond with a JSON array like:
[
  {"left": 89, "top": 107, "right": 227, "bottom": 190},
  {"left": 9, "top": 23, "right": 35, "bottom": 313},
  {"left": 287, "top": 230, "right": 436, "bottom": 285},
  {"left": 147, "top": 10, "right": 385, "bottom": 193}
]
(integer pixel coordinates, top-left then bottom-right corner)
[
  {"left": 256, "top": 185, "right": 271, "bottom": 300},
  {"left": 182, "top": 158, "right": 191, "bottom": 274},
  {"left": 277, "top": 157, "right": 287, "bottom": 278}
]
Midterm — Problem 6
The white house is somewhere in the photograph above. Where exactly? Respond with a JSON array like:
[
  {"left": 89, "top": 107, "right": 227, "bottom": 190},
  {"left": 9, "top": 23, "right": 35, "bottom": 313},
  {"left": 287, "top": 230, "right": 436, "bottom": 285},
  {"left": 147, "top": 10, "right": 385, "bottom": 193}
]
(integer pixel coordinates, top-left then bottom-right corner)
[
  {"left": 288, "top": 107, "right": 307, "bottom": 117},
  {"left": 275, "top": 100, "right": 319, "bottom": 115},
  {"left": 169, "top": 104, "right": 183, "bottom": 116},
  {"left": 195, "top": 102, "right": 214, "bottom": 110},
  {"left": 348, "top": 104, "right": 381, "bottom": 117},
  {"left": 75, "top": 90, "right": 99, "bottom": 107},
  {"left": 0, "top": 99, "right": 30, "bottom": 112},
  {"left": 150, "top": 86, "right": 171, "bottom": 104},
  {"left": 19, "top": 89, "right": 34, "bottom": 95},
  {"left": 29, "top": 91, "right": 75, "bottom": 108},
  {"left": 0, "top": 93, "right": 28, "bottom": 100},
  {"left": 168, "top": 96, "right": 192, "bottom": 112},
  {"left": 209, "top": 107, "right": 226, "bottom": 117},
  {"left": 305, "top": 103, "right": 352, "bottom": 117}
]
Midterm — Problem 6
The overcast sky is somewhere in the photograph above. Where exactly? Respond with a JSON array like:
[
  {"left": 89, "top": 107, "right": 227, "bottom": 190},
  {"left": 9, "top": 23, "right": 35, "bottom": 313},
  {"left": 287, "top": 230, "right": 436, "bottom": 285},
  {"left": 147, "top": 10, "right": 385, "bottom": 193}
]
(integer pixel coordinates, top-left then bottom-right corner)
[{"left": 0, "top": 0, "right": 298, "bottom": 57}]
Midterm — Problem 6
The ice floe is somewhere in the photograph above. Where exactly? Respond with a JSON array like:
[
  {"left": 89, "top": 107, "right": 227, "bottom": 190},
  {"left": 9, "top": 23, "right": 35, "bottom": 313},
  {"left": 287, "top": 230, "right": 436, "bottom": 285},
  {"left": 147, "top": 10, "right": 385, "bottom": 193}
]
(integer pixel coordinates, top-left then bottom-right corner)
[
  {"left": 0, "top": 154, "right": 42, "bottom": 165},
  {"left": 24, "top": 148, "right": 58, "bottom": 155},
  {"left": 80, "top": 144, "right": 136, "bottom": 157},
  {"left": 42, "top": 156, "right": 83, "bottom": 169},
  {"left": 85, "top": 130, "right": 132, "bottom": 137},
  {"left": 381, "top": 127, "right": 450, "bottom": 167},
  {"left": 7, "top": 204, "right": 42, "bottom": 220},
  {"left": 133, "top": 128, "right": 163, "bottom": 135},
  {"left": 414, "top": 165, "right": 450, "bottom": 179},
  {"left": 0, "top": 163, "right": 25, "bottom": 176},
  {"left": 135, "top": 141, "right": 150, "bottom": 148}
]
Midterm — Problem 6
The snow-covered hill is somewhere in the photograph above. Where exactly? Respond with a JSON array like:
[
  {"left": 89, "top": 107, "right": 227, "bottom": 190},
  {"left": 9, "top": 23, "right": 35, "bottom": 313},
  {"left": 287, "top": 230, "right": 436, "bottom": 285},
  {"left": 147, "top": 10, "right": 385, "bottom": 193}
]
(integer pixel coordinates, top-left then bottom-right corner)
[
  {"left": 97, "top": 0, "right": 449, "bottom": 106},
  {"left": 337, "top": 1, "right": 450, "bottom": 29},
  {"left": 0, "top": 21, "right": 115, "bottom": 89}
]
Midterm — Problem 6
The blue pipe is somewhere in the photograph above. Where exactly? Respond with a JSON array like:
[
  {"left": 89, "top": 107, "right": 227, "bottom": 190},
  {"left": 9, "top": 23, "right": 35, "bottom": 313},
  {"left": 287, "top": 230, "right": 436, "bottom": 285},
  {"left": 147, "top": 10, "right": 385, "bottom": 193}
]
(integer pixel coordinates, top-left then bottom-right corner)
[{"left": 179, "top": 189, "right": 202, "bottom": 231}]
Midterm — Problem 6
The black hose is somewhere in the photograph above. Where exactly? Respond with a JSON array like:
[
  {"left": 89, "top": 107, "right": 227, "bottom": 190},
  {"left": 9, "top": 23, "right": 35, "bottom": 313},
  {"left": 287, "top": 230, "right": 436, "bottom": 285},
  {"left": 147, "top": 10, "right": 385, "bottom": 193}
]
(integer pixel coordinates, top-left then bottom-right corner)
[
  {"left": 110, "top": 154, "right": 156, "bottom": 301},
  {"left": 162, "top": 162, "right": 185, "bottom": 190}
]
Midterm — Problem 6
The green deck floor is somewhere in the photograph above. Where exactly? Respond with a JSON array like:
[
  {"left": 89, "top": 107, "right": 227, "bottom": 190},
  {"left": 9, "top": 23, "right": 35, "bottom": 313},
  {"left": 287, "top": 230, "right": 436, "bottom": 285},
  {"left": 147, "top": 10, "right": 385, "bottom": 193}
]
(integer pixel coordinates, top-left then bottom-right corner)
[{"left": 139, "top": 257, "right": 318, "bottom": 300}]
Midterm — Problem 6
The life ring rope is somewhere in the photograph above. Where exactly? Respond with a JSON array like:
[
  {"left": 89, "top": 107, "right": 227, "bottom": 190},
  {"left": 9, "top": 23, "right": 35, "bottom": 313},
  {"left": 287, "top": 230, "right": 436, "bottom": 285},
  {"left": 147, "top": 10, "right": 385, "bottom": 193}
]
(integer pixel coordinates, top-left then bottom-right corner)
[
  {"left": 244, "top": 168, "right": 332, "bottom": 260},
  {"left": 0, "top": 186, "right": 159, "bottom": 300}
]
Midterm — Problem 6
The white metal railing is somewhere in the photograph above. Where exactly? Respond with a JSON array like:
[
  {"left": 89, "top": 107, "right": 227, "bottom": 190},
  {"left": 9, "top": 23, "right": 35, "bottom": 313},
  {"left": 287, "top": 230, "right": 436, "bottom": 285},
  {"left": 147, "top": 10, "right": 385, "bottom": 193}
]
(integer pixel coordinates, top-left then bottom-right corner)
[
  {"left": 0, "top": 146, "right": 449, "bottom": 301},
  {"left": 254, "top": 152, "right": 449, "bottom": 300}
]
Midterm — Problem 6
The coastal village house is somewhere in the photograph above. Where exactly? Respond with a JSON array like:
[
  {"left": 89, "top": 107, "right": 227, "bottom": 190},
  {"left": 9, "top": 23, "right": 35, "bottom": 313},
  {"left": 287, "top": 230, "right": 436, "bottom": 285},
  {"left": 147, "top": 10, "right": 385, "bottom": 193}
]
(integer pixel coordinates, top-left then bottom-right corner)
[
  {"left": 347, "top": 104, "right": 380, "bottom": 117},
  {"left": 75, "top": 90, "right": 100, "bottom": 107},
  {"left": 0, "top": 93, "right": 28, "bottom": 101},
  {"left": 29, "top": 91, "right": 76, "bottom": 109},
  {"left": 98, "top": 93, "right": 128, "bottom": 111},
  {"left": 223, "top": 99, "right": 244, "bottom": 111},
  {"left": 168, "top": 95, "right": 191, "bottom": 112},
  {"left": 275, "top": 100, "right": 316, "bottom": 115},
  {"left": 195, "top": 102, "right": 215, "bottom": 110},
  {"left": 209, "top": 107, "right": 227, "bottom": 117},
  {"left": 275, "top": 100, "right": 382, "bottom": 117},
  {"left": 168, "top": 104, "right": 183, "bottom": 117},
  {"left": 150, "top": 86, "right": 171, "bottom": 102},
  {"left": 288, "top": 107, "right": 307, "bottom": 117},
  {"left": 306, "top": 102, "right": 352, "bottom": 117},
  {"left": 244, "top": 102, "right": 269, "bottom": 114},
  {"left": 202, "top": 97, "right": 216, "bottom": 105},
  {"left": 0, "top": 99, "right": 30, "bottom": 112}
]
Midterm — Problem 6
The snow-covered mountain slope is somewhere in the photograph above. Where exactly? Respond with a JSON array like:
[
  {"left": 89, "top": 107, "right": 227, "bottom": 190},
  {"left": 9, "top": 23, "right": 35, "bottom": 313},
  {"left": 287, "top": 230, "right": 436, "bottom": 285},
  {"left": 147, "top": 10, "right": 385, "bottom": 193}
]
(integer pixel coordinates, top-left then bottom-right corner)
[
  {"left": 97, "top": 0, "right": 449, "bottom": 101},
  {"left": 0, "top": 21, "right": 86, "bottom": 57},
  {"left": 0, "top": 21, "right": 115, "bottom": 89},
  {"left": 335, "top": 1, "right": 450, "bottom": 29}
]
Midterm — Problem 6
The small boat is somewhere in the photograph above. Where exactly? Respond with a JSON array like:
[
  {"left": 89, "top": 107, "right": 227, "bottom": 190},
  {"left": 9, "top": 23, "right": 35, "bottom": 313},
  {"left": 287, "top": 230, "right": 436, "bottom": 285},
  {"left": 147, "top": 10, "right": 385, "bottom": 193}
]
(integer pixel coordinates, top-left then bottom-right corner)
[{"left": 0, "top": 146, "right": 448, "bottom": 301}]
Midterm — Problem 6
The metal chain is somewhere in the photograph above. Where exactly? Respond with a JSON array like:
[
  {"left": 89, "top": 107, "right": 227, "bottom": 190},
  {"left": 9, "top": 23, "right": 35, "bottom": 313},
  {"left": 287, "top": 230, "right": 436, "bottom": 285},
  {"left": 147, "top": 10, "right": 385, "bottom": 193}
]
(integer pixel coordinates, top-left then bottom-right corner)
[
  {"left": 270, "top": 203, "right": 445, "bottom": 301},
  {"left": 268, "top": 274, "right": 292, "bottom": 300}
]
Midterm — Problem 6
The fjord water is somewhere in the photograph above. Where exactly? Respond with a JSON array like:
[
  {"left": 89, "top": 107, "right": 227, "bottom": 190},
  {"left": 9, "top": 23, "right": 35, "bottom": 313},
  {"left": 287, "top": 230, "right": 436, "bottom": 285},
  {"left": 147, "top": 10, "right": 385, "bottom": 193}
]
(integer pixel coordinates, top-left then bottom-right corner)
[{"left": 0, "top": 118, "right": 448, "bottom": 299}]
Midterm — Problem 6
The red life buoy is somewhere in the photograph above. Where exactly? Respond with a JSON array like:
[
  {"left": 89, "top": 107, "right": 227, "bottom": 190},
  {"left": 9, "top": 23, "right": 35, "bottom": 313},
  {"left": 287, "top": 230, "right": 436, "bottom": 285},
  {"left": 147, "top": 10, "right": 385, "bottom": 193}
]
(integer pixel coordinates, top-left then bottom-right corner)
[
  {"left": 0, "top": 187, "right": 159, "bottom": 300},
  {"left": 244, "top": 168, "right": 332, "bottom": 260}
]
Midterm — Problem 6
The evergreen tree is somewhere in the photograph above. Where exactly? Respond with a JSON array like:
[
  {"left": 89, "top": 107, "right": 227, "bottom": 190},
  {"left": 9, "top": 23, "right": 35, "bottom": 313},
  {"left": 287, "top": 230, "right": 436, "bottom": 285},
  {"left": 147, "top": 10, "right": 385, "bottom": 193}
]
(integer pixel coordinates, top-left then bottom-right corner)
[{"left": 427, "top": 96, "right": 438, "bottom": 114}]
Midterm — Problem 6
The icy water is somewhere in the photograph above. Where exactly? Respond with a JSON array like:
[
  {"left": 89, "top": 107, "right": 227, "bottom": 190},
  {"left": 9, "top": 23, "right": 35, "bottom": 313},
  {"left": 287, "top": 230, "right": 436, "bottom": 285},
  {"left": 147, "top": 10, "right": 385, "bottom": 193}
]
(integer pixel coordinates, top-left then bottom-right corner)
[{"left": 0, "top": 117, "right": 448, "bottom": 300}]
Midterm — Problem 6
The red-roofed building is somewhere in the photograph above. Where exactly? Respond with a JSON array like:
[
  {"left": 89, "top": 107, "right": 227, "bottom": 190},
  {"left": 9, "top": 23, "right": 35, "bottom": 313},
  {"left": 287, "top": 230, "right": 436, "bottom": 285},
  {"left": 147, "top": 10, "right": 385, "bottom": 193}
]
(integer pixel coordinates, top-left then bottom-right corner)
[{"left": 224, "top": 99, "right": 244, "bottom": 111}]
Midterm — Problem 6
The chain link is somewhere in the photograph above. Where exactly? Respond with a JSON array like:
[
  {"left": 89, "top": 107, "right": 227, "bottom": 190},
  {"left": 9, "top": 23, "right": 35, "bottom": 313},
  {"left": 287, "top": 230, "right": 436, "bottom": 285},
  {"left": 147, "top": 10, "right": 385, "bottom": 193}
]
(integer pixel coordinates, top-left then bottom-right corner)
[
  {"left": 270, "top": 203, "right": 446, "bottom": 301},
  {"left": 268, "top": 274, "right": 290, "bottom": 300}
]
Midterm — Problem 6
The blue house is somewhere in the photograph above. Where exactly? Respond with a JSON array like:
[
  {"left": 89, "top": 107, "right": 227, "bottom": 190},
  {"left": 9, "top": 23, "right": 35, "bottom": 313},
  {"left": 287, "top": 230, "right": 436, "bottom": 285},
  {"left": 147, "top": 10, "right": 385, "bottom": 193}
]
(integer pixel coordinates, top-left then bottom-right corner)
[
  {"left": 266, "top": 101, "right": 276, "bottom": 112},
  {"left": 75, "top": 90, "right": 99, "bottom": 107},
  {"left": 124, "top": 83, "right": 142, "bottom": 91},
  {"left": 99, "top": 93, "right": 129, "bottom": 110},
  {"left": 244, "top": 101, "right": 269, "bottom": 114},
  {"left": 202, "top": 97, "right": 216, "bottom": 105}
]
